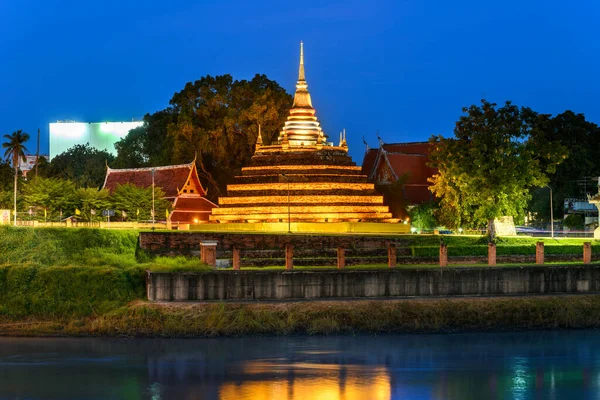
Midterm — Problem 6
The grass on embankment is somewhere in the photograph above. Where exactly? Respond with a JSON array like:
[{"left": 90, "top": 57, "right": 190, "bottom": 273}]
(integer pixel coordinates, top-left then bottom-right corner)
[
  {"left": 407, "top": 235, "right": 600, "bottom": 257},
  {"left": 3, "top": 295, "right": 600, "bottom": 337},
  {"left": 1, "top": 226, "right": 600, "bottom": 337},
  {"left": 0, "top": 226, "right": 210, "bottom": 319}
]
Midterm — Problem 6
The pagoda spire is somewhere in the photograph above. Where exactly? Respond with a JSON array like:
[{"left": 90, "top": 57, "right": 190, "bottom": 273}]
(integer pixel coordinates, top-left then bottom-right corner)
[
  {"left": 255, "top": 124, "right": 263, "bottom": 150},
  {"left": 292, "top": 41, "right": 313, "bottom": 109},
  {"left": 298, "top": 41, "right": 305, "bottom": 81},
  {"left": 276, "top": 41, "right": 328, "bottom": 147}
]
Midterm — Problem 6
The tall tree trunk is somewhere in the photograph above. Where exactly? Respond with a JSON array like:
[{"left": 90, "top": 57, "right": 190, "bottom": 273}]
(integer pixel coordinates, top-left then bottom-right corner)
[
  {"left": 488, "top": 218, "right": 496, "bottom": 242},
  {"left": 13, "top": 156, "right": 17, "bottom": 226}
]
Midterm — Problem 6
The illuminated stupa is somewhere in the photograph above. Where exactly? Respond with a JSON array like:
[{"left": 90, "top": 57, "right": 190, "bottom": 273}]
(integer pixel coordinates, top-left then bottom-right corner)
[{"left": 209, "top": 42, "right": 398, "bottom": 224}]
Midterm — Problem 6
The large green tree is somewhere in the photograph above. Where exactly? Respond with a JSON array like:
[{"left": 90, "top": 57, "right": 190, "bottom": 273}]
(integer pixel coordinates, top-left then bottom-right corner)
[
  {"left": 527, "top": 111, "right": 600, "bottom": 223},
  {"left": 0, "top": 161, "right": 13, "bottom": 190},
  {"left": 408, "top": 202, "right": 439, "bottom": 232},
  {"left": 46, "top": 144, "right": 114, "bottom": 188},
  {"left": 77, "top": 188, "right": 111, "bottom": 222},
  {"left": 0, "top": 161, "right": 17, "bottom": 209},
  {"left": 112, "top": 109, "right": 176, "bottom": 169},
  {"left": 2, "top": 130, "right": 29, "bottom": 225},
  {"left": 428, "top": 100, "right": 567, "bottom": 238},
  {"left": 22, "top": 176, "right": 78, "bottom": 220},
  {"left": 110, "top": 183, "right": 170, "bottom": 221},
  {"left": 113, "top": 74, "right": 291, "bottom": 200}
]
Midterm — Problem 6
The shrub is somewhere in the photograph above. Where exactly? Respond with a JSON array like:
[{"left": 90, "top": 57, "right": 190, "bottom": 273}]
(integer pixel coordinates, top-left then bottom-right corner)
[{"left": 0, "top": 264, "right": 145, "bottom": 318}]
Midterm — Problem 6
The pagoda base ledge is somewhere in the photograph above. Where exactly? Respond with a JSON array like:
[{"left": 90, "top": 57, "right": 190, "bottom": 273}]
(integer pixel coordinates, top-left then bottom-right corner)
[{"left": 189, "top": 221, "right": 410, "bottom": 234}]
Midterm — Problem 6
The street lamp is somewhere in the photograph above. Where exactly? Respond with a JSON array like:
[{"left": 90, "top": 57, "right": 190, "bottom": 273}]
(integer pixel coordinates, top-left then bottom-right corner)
[
  {"left": 546, "top": 185, "right": 554, "bottom": 239},
  {"left": 281, "top": 173, "right": 291, "bottom": 233}
]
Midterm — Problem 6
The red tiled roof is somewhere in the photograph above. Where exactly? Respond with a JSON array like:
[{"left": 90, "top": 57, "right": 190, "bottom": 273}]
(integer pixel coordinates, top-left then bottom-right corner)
[
  {"left": 361, "top": 142, "right": 433, "bottom": 178},
  {"left": 385, "top": 153, "right": 437, "bottom": 184},
  {"left": 381, "top": 142, "right": 431, "bottom": 154},
  {"left": 362, "top": 142, "right": 437, "bottom": 206},
  {"left": 361, "top": 148, "right": 379, "bottom": 175},
  {"left": 103, "top": 163, "right": 205, "bottom": 198}
]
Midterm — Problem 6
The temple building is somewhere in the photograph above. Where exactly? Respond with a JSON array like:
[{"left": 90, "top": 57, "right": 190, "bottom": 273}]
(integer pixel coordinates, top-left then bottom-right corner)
[
  {"left": 209, "top": 43, "right": 397, "bottom": 224},
  {"left": 362, "top": 141, "right": 437, "bottom": 218},
  {"left": 103, "top": 161, "right": 217, "bottom": 223}
]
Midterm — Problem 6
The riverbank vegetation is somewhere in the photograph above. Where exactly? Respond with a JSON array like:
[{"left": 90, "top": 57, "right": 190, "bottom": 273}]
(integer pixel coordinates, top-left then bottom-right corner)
[
  {"left": 0, "top": 226, "right": 209, "bottom": 319},
  {"left": 3, "top": 295, "right": 600, "bottom": 337},
  {"left": 1, "top": 227, "right": 600, "bottom": 337}
]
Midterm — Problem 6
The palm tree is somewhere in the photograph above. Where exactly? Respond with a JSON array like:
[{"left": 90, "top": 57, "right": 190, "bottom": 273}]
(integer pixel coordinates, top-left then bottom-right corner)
[{"left": 2, "top": 130, "right": 29, "bottom": 226}]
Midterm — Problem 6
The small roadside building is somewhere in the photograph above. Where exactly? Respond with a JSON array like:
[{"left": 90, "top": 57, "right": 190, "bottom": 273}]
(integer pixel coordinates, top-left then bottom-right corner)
[{"left": 102, "top": 161, "right": 217, "bottom": 223}]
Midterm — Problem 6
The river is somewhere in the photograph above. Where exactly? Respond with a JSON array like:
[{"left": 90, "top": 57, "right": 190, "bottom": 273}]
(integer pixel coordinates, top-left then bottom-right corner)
[{"left": 0, "top": 330, "right": 598, "bottom": 399}]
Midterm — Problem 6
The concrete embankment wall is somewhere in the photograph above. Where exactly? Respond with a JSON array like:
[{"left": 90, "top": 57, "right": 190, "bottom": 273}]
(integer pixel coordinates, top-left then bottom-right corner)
[{"left": 147, "top": 266, "right": 600, "bottom": 301}]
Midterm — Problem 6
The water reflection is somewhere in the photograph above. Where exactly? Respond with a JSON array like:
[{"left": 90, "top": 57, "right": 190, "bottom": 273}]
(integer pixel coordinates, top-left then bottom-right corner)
[
  {"left": 219, "top": 362, "right": 390, "bottom": 400},
  {"left": 0, "top": 331, "right": 599, "bottom": 399}
]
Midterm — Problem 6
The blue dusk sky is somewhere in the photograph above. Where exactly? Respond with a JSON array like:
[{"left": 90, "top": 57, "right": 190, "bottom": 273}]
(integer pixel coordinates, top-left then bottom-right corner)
[{"left": 1, "top": 0, "right": 599, "bottom": 164}]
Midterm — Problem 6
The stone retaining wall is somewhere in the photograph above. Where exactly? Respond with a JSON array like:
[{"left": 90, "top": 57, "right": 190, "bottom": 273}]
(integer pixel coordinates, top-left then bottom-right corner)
[{"left": 147, "top": 266, "right": 600, "bottom": 301}]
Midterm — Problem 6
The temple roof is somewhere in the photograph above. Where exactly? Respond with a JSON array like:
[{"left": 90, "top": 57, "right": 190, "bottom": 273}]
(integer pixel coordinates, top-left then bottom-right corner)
[
  {"left": 360, "top": 141, "right": 436, "bottom": 206},
  {"left": 362, "top": 141, "right": 432, "bottom": 179},
  {"left": 277, "top": 42, "right": 328, "bottom": 147},
  {"left": 103, "top": 162, "right": 207, "bottom": 198}
]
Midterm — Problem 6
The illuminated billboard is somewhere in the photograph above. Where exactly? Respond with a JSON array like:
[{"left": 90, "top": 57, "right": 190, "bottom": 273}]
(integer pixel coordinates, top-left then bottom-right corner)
[{"left": 49, "top": 121, "right": 143, "bottom": 160}]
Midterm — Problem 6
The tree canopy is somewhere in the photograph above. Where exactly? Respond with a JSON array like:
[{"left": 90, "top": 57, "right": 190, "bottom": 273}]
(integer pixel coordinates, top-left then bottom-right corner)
[
  {"left": 21, "top": 177, "right": 171, "bottom": 222},
  {"left": 113, "top": 73, "right": 292, "bottom": 200},
  {"left": 428, "top": 100, "right": 567, "bottom": 237},
  {"left": 2, "top": 130, "right": 29, "bottom": 224},
  {"left": 527, "top": 111, "right": 600, "bottom": 223},
  {"left": 77, "top": 187, "right": 111, "bottom": 221},
  {"left": 110, "top": 183, "right": 170, "bottom": 221},
  {"left": 112, "top": 109, "right": 176, "bottom": 169},
  {"left": 0, "top": 161, "right": 22, "bottom": 209},
  {"left": 44, "top": 143, "right": 114, "bottom": 188},
  {"left": 2, "top": 130, "right": 29, "bottom": 168},
  {"left": 22, "top": 177, "right": 78, "bottom": 218}
]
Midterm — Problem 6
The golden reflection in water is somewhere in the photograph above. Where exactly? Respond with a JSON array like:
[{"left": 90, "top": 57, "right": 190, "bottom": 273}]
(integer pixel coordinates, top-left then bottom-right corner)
[{"left": 219, "top": 361, "right": 391, "bottom": 400}]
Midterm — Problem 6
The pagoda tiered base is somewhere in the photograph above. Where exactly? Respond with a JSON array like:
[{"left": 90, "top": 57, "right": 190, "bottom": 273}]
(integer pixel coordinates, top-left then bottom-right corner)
[
  {"left": 210, "top": 145, "right": 399, "bottom": 224},
  {"left": 191, "top": 221, "right": 410, "bottom": 234}
]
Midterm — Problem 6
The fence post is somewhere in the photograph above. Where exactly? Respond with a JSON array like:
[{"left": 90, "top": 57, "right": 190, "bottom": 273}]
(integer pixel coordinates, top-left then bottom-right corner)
[
  {"left": 200, "top": 240, "right": 218, "bottom": 268},
  {"left": 488, "top": 242, "right": 496, "bottom": 266},
  {"left": 337, "top": 247, "right": 345, "bottom": 269},
  {"left": 439, "top": 243, "right": 448, "bottom": 267},
  {"left": 388, "top": 243, "right": 397, "bottom": 268},
  {"left": 584, "top": 242, "right": 592, "bottom": 265},
  {"left": 232, "top": 246, "right": 241, "bottom": 270},
  {"left": 285, "top": 244, "right": 294, "bottom": 270},
  {"left": 536, "top": 242, "right": 544, "bottom": 265}
]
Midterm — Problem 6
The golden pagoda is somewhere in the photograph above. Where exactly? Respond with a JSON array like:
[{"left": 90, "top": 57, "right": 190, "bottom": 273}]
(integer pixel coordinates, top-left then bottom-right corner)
[{"left": 209, "top": 42, "right": 398, "bottom": 224}]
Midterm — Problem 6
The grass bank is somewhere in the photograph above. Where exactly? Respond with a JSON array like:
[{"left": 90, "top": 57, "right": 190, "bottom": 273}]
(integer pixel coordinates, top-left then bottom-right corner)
[
  {"left": 2, "top": 227, "right": 600, "bottom": 337},
  {"left": 2, "top": 295, "right": 600, "bottom": 337},
  {"left": 0, "top": 226, "right": 210, "bottom": 320},
  {"left": 406, "top": 235, "right": 600, "bottom": 257}
]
